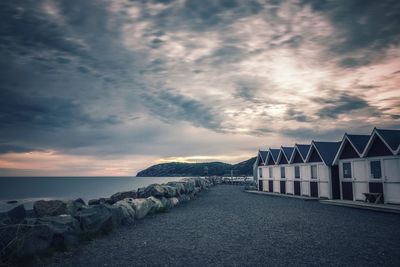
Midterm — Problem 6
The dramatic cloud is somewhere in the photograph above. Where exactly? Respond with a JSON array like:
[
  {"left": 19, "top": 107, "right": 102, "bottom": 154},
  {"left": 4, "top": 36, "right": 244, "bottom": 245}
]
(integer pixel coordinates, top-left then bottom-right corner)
[{"left": 0, "top": 0, "right": 399, "bottom": 175}]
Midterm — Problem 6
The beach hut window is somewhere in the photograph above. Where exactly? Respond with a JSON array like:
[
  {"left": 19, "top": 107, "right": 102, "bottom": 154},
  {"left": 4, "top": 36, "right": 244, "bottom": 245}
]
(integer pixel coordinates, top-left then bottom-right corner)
[
  {"left": 259, "top": 168, "right": 262, "bottom": 178},
  {"left": 280, "top": 167, "right": 286, "bottom": 178},
  {"left": 294, "top": 166, "right": 300, "bottom": 179},
  {"left": 269, "top": 167, "right": 273, "bottom": 178},
  {"left": 343, "top": 162, "right": 352, "bottom": 178},
  {"left": 370, "top": 160, "right": 382, "bottom": 179},
  {"left": 311, "top": 165, "right": 317, "bottom": 179}
]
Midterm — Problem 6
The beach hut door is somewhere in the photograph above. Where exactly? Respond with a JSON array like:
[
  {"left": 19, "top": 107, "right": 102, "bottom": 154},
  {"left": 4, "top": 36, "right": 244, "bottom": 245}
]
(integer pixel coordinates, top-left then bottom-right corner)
[{"left": 383, "top": 159, "right": 400, "bottom": 204}]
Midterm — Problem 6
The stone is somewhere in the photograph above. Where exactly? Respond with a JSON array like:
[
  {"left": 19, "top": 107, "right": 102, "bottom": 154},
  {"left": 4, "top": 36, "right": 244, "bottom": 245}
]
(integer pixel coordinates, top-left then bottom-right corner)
[
  {"left": 6, "top": 204, "right": 26, "bottom": 224},
  {"left": 88, "top": 198, "right": 110, "bottom": 206},
  {"left": 128, "top": 198, "right": 155, "bottom": 219},
  {"left": 178, "top": 194, "right": 190, "bottom": 203},
  {"left": 148, "top": 197, "right": 166, "bottom": 213},
  {"left": 112, "top": 200, "right": 136, "bottom": 225},
  {"left": 181, "top": 178, "right": 196, "bottom": 193},
  {"left": 33, "top": 200, "right": 68, "bottom": 217},
  {"left": 166, "top": 182, "right": 185, "bottom": 196},
  {"left": 140, "top": 184, "right": 166, "bottom": 198},
  {"left": 6, "top": 200, "right": 18, "bottom": 204},
  {"left": 37, "top": 215, "right": 81, "bottom": 248},
  {"left": 0, "top": 223, "right": 54, "bottom": 260},
  {"left": 160, "top": 185, "right": 177, "bottom": 198},
  {"left": 194, "top": 187, "right": 202, "bottom": 195},
  {"left": 168, "top": 197, "right": 179, "bottom": 207},
  {"left": 74, "top": 205, "right": 113, "bottom": 236},
  {"left": 109, "top": 191, "right": 137, "bottom": 204},
  {"left": 66, "top": 199, "right": 86, "bottom": 217}
]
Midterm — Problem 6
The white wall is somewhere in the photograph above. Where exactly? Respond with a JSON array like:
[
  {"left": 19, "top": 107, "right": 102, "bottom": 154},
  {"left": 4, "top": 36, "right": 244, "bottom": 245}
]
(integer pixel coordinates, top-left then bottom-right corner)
[
  {"left": 383, "top": 157, "right": 400, "bottom": 204},
  {"left": 273, "top": 166, "right": 280, "bottom": 193},
  {"left": 301, "top": 164, "right": 310, "bottom": 196},
  {"left": 317, "top": 164, "right": 330, "bottom": 199}
]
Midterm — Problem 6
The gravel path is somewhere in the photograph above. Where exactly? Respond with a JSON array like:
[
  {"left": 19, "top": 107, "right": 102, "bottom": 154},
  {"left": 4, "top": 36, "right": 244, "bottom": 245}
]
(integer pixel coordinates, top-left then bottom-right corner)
[{"left": 35, "top": 185, "right": 400, "bottom": 267}]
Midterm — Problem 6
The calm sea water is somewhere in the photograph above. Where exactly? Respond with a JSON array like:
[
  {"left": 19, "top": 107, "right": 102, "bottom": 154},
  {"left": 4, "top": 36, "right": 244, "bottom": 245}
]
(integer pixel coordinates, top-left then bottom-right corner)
[{"left": 0, "top": 176, "right": 188, "bottom": 203}]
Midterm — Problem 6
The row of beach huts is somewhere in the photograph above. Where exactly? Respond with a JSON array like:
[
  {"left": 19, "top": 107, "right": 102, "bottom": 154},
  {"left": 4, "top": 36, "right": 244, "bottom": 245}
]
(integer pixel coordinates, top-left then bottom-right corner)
[{"left": 253, "top": 127, "right": 400, "bottom": 204}]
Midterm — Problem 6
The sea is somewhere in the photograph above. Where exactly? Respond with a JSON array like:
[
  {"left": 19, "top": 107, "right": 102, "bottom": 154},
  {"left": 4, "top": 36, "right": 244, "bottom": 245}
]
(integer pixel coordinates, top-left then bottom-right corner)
[{"left": 0, "top": 176, "right": 189, "bottom": 211}]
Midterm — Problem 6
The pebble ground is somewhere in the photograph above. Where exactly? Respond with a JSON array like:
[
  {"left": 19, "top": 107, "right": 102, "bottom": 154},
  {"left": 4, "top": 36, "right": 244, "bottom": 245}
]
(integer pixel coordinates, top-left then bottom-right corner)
[{"left": 34, "top": 185, "right": 400, "bottom": 267}]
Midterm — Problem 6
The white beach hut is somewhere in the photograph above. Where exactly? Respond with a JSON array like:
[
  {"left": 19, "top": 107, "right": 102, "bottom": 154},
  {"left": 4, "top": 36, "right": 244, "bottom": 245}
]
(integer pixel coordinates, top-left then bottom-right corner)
[
  {"left": 289, "top": 144, "right": 311, "bottom": 196},
  {"left": 333, "top": 133, "right": 370, "bottom": 201},
  {"left": 276, "top": 147, "right": 294, "bottom": 195},
  {"left": 361, "top": 128, "right": 400, "bottom": 204},
  {"left": 304, "top": 141, "right": 341, "bottom": 199}
]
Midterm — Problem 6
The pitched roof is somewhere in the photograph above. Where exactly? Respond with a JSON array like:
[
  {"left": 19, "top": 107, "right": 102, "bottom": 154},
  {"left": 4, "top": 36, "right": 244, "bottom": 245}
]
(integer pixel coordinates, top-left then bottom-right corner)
[
  {"left": 259, "top": 150, "right": 268, "bottom": 163},
  {"left": 269, "top": 148, "right": 280, "bottom": 163},
  {"left": 312, "top": 141, "right": 341, "bottom": 166},
  {"left": 346, "top": 134, "right": 370, "bottom": 154},
  {"left": 376, "top": 128, "right": 400, "bottom": 151},
  {"left": 282, "top": 147, "right": 294, "bottom": 161},
  {"left": 296, "top": 144, "right": 311, "bottom": 160}
]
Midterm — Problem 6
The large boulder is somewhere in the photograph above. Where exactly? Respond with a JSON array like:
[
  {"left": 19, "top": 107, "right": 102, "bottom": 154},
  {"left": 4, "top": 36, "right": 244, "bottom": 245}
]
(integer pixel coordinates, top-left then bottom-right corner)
[
  {"left": 168, "top": 197, "right": 179, "bottom": 207},
  {"left": 1, "top": 204, "right": 27, "bottom": 224},
  {"left": 127, "top": 198, "right": 155, "bottom": 219},
  {"left": 88, "top": 198, "right": 111, "bottom": 206},
  {"left": 181, "top": 179, "right": 196, "bottom": 193},
  {"left": 33, "top": 200, "right": 68, "bottom": 217},
  {"left": 110, "top": 200, "right": 136, "bottom": 225},
  {"left": 178, "top": 194, "right": 191, "bottom": 203},
  {"left": 166, "top": 182, "right": 185, "bottom": 196},
  {"left": 160, "top": 185, "right": 177, "bottom": 198},
  {"left": 74, "top": 205, "right": 113, "bottom": 236},
  {"left": 138, "top": 184, "right": 165, "bottom": 198},
  {"left": 148, "top": 197, "right": 166, "bottom": 213},
  {"left": 109, "top": 191, "right": 137, "bottom": 205},
  {"left": 194, "top": 187, "right": 202, "bottom": 195},
  {"left": 37, "top": 215, "right": 81, "bottom": 249},
  {"left": 66, "top": 199, "right": 87, "bottom": 217},
  {"left": 0, "top": 222, "right": 54, "bottom": 261}
]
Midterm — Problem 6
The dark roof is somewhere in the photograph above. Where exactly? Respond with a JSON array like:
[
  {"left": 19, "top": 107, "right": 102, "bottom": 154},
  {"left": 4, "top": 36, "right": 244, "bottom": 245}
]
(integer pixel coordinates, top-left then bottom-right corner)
[
  {"left": 269, "top": 149, "right": 280, "bottom": 162},
  {"left": 313, "top": 141, "right": 341, "bottom": 166},
  {"left": 282, "top": 147, "right": 294, "bottom": 160},
  {"left": 296, "top": 144, "right": 311, "bottom": 159},
  {"left": 259, "top": 150, "right": 268, "bottom": 163},
  {"left": 347, "top": 134, "right": 370, "bottom": 154},
  {"left": 376, "top": 128, "right": 400, "bottom": 151}
]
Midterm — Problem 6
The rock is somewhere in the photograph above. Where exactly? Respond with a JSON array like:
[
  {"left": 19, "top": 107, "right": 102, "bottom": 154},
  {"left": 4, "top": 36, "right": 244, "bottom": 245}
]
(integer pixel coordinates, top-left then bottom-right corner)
[
  {"left": 6, "top": 200, "right": 18, "bottom": 204},
  {"left": 66, "top": 199, "right": 86, "bottom": 216},
  {"left": 33, "top": 200, "right": 68, "bottom": 217},
  {"left": 37, "top": 215, "right": 81, "bottom": 249},
  {"left": 194, "top": 187, "right": 202, "bottom": 195},
  {"left": 5, "top": 204, "right": 26, "bottom": 224},
  {"left": 88, "top": 199, "right": 100, "bottom": 205},
  {"left": 88, "top": 198, "right": 110, "bottom": 206},
  {"left": 139, "top": 184, "right": 166, "bottom": 198},
  {"left": 112, "top": 200, "right": 135, "bottom": 225},
  {"left": 0, "top": 223, "right": 54, "bottom": 260},
  {"left": 161, "top": 185, "right": 177, "bottom": 198},
  {"left": 166, "top": 182, "right": 185, "bottom": 196},
  {"left": 128, "top": 198, "right": 155, "bottom": 219},
  {"left": 178, "top": 194, "right": 190, "bottom": 203},
  {"left": 181, "top": 179, "right": 196, "bottom": 193},
  {"left": 74, "top": 205, "right": 113, "bottom": 236},
  {"left": 74, "top": 198, "right": 86, "bottom": 205},
  {"left": 109, "top": 191, "right": 137, "bottom": 204},
  {"left": 168, "top": 197, "right": 179, "bottom": 207},
  {"left": 148, "top": 197, "right": 166, "bottom": 213}
]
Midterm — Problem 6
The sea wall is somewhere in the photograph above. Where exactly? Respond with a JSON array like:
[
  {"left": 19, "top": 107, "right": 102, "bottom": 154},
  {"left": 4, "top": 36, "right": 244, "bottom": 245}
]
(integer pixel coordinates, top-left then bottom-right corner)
[{"left": 0, "top": 177, "right": 221, "bottom": 264}]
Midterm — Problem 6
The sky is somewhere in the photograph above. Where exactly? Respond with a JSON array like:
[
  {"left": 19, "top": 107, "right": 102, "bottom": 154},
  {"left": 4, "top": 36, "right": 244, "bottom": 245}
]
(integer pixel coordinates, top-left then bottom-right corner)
[{"left": 0, "top": 0, "right": 399, "bottom": 176}]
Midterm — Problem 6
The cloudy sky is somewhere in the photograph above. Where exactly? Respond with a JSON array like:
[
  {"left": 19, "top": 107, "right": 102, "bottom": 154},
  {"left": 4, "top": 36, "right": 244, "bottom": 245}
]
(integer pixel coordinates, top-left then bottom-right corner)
[{"left": 0, "top": 0, "right": 399, "bottom": 176}]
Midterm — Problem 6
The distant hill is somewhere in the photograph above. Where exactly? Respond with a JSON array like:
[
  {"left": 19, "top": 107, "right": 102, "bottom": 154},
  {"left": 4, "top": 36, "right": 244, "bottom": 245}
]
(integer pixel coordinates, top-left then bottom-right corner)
[{"left": 136, "top": 157, "right": 256, "bottom": 177}]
